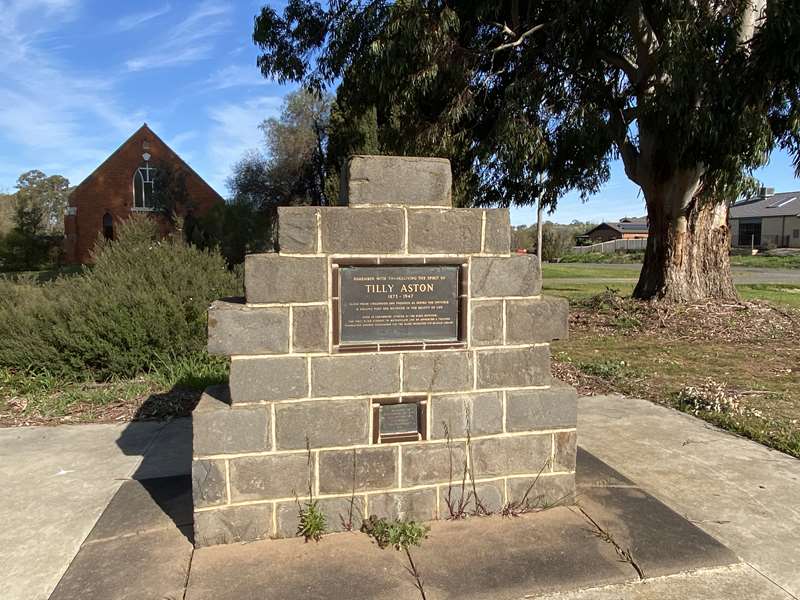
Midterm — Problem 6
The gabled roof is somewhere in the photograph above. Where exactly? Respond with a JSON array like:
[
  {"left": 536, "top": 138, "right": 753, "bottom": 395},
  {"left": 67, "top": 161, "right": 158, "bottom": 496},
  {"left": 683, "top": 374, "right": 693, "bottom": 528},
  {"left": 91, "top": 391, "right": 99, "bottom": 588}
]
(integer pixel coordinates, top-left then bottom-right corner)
[
  {"left": 730, "top": 191, "right": 800, "bottom": 218},
  {"left": 69, "top": 123, "right": 223, "bottom": 201},
  {"left": 584, "top": 220, "right": 649, "bottom": 236}
]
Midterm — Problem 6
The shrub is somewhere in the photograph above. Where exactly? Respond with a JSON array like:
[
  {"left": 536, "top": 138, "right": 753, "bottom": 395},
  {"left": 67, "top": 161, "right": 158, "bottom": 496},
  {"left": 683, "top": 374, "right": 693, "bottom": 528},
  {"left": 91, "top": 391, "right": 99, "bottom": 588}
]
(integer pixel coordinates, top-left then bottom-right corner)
[{"left": 0, "top": 217, "right": 241, "bottom": 380}]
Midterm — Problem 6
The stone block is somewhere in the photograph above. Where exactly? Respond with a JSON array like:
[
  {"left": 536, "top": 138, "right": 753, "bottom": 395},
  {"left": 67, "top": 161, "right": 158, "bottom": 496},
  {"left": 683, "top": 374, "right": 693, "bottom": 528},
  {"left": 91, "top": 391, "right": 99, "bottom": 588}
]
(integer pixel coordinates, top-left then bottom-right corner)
[
  {"left": 505, "top": 383, "right": 577, "bottom": 432},
  {"left": 505, "top": 296, "right": 569, "bottom": 344},
  {"left": 193, "top": 387, "right": 270, "bottom": 455},
  {"left": 554, "top": 431, "right": 577, "bottom": 472},
  {"left": 275, "top": 496, "right": 366, "bottom": 538},
  {"left": 229, "top": 454, "right": 310, "bottom": 502},
  {"left": 429, "top": 392, "right": 503, "bottom": 439},
  {"left": 367, "top": 488, "right": 438, "bottom": 522},
  {"left": 193, "top": 504, "right": 272, "bottom": 547},
  {"left": 401, "top": 443, "right": 466, "bottom": 486},
  {"left": 311, "top": 354, "right": 400, "bottom": 397},
  {"left": 345, "top": 155, "right": 451, "bottom": 207},
  {"left": 470, "top": 255, "right": 541, "bottom": 298},
  {"left": 292, "top": 305, "right": 328, "bottom": 353},
  {"left": 484, "top": 209, "right": 511, "bottom": 254},
  {"left": 278, "top": 206, "right": 318, "bottom": 253},
  {"left": 245, "top": 254, "right": 327, "bottom": 303},
  {"left": 444, "top": 480, "right": 504, "bottom": 515},
  {"left": 470, "top": 434, "right": 552, "bottom": 478},
  {"left": 318, "top": 446, "right": 398, "bottom": 494},
  {"left": 192, "top": 460, "right": 227, "bottom": 508},
  {"left": 207, "top": 300, "right": 289, "bottom": 356},
  {"left": 274, "top": 398, "right": 370, "bottom": 450},
  {"left": 476, "top": 346, "right": 551, "bottom": 389},
  {"left": 402, "top": 351, "right": 473, "bottom": 393},
  {"left": 229, "top": 356, "right": 308, "bottom": 403},
  {"left": 506, "top": 473, "right": 576, "bottom": 509},
  {"left": 320, "top": 207, "right": 405, "bottom": 254},
  {"left": 406, "top": 209, "right": 482, "bottom": 254},
  {"left": 470, "top": 300, "right": 503, "bottom": 346}
]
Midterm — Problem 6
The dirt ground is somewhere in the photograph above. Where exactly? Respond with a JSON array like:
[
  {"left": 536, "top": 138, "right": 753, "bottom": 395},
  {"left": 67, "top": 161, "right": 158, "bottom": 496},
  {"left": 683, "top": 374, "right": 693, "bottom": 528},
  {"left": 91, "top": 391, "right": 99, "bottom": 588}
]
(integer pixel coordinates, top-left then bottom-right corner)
[{"left": 552, "top": 291, "right": 800, "bottom": 457}]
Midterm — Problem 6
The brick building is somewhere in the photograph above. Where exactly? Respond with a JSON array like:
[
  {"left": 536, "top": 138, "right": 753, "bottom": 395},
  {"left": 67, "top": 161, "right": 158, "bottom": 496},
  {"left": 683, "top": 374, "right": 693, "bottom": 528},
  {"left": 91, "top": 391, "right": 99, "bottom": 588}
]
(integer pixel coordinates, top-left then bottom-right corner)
[{"left": 64, "top": 124, "right": 224, "bottom": 264}]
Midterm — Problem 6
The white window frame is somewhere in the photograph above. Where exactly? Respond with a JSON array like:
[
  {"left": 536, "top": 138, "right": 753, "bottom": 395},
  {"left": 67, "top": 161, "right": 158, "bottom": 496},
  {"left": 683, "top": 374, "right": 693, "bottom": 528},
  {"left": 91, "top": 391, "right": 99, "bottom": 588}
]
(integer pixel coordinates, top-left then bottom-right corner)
[{"left": 132, "top": 164, "right": 157, "bottom": 212}]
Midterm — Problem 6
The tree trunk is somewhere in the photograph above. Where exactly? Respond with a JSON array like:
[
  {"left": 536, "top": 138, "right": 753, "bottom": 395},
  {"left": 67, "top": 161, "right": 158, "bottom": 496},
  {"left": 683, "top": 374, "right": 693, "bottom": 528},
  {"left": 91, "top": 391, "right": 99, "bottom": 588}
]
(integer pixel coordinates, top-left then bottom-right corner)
[{"left": 634, "top": 182, "right": 738, "bottom": 302}]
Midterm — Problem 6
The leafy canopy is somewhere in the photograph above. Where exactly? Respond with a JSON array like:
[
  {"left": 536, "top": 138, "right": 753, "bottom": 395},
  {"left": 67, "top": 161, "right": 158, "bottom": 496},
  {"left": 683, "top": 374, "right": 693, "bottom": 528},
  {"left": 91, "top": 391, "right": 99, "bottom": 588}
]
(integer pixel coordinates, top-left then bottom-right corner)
[{"left": 253, "top": 1, "right": 800, "bottom": 210}]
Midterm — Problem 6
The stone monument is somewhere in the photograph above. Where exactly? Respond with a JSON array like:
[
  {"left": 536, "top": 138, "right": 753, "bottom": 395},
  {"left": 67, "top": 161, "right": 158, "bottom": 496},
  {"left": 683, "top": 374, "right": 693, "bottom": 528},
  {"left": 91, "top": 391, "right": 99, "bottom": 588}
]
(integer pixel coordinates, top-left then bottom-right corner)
[{"left": 192, "top": 155, "right": 577, "bottom": 547}]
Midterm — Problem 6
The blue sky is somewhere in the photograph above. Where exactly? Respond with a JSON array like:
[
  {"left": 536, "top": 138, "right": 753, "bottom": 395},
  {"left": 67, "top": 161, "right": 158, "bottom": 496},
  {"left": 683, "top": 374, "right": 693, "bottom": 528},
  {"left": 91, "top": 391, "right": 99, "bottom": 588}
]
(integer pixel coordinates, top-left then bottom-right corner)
[{"left": 1, "top": 0, "right": 798, "bottom": 226}]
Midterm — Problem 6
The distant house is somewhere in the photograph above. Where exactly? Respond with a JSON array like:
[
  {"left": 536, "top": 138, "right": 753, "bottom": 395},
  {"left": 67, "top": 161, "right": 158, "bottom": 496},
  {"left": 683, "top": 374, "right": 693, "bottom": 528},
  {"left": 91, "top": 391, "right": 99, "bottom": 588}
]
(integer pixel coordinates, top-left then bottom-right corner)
[
  {"left": 64, "top": 124, "right": 224, "bottom": 264},
  {"left": 729, "top": 187, "right": 800, "bottom": 249},
  {"left": 577, "top": 217, "right": 649, "bottom": 245}
]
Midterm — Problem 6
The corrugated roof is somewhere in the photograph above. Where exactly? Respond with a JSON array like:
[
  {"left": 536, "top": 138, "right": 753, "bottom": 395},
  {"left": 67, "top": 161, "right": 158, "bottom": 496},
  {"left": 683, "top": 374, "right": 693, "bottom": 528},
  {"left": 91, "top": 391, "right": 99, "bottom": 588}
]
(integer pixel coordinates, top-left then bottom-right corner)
[
  {"left": 730, "top": 191, "right": 800, "bottom": 218},
  {"left": 584, "top": 221, "right": 649, "bottom": 235}
]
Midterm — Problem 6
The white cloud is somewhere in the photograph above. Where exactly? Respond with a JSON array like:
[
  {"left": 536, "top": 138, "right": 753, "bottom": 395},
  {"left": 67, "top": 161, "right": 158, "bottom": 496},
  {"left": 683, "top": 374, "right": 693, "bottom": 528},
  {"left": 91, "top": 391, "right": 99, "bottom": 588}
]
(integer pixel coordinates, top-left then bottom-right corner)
[
  {"left": 205, "top": 64, "right": 268, "bottom": 90},
  {"left": 206, "top": 96, "right": 283, "bottom": 193},
  {"left": 116, "top": 4, "right": 171, "bottom": 32},
  {"left": 125, "top": 1, "right": 232, "bottom": 71},
  {"left": 0, "top": 0, "right": 142, "bottom": 186}
]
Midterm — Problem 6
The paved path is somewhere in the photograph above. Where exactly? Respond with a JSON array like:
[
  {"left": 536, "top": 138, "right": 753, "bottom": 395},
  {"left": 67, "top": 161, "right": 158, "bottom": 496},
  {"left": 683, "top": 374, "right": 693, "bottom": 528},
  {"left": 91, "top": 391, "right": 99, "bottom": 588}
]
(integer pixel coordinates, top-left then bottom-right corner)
[
  {"left": 575, "top": 395, "right": 800, "bottom": 599},
  {"left": 2, "top": 397, "right": 798, "bottom": 599},
  {"left": 0, "top": 419, "right": 190, "bottom": 600}
]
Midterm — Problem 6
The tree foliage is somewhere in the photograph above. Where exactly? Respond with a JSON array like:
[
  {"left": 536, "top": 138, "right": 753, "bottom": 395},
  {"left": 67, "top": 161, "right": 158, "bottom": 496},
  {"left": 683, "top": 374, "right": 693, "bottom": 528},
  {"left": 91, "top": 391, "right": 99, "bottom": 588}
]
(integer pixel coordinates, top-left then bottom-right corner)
[
  {"left": 253, "top": 0, "right": 800, "bottom": 301},
  {"left": 14, "top": 170, "right": 70, "bottom": 233},
  {"left": 0, "top": 170, "right": 69, "bottom": 270}
]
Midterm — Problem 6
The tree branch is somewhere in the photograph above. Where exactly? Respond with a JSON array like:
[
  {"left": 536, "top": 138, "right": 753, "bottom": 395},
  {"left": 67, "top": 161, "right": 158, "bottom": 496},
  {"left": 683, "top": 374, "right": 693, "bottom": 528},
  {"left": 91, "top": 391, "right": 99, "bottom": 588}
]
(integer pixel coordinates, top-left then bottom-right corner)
[
  {"left": 491, "top": 21, "right": 551, "bottom": 53},
  {"left": 598, "top": 49, "right": 639, "bottom": 82}
]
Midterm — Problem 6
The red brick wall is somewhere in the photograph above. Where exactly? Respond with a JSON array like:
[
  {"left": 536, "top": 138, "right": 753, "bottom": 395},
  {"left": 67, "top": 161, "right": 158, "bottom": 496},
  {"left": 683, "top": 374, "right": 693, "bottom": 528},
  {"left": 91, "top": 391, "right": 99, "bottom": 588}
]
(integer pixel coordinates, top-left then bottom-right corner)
[{"left": 64, "top": 124, "right": 224, "bottom": 264}]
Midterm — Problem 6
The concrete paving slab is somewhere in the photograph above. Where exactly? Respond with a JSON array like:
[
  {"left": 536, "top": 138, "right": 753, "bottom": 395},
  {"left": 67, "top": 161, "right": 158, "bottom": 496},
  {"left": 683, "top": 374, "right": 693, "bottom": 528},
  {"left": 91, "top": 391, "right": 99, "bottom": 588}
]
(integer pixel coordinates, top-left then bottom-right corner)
[
  {"left": 86, "top": 476, "right": 192, "bottom": 543},
  {"left": 0, "top": 421, "right": 165, "bottom": 600},
  {"left": 577, "top": 486, "right": 737, "bottom": 578},
  {"left": 131, "top": 418, "right": 192, "bottom": 480},
  {"left": 532, "top": 563, "right": 794, "bottom": 600},
  {"left": 186, "top": 508, "right": 636, "bottom": 600},
  {"left": 578, "top": 395, "right": 800, "bottom": 597},
  {"left": 49, "top": 526, "right": 193, "bottom": 600}
]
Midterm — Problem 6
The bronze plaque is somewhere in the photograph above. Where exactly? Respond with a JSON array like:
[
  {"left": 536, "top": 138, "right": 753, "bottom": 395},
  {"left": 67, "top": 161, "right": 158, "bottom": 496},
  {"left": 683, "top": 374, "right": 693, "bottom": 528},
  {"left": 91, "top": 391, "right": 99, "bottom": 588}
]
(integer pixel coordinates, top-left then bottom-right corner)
[
  {"left": 339, "top": 266, "right": 459, "bottom": 344},
  {"left": 379, "top": 403, "right": 419, "bottom": 437}
]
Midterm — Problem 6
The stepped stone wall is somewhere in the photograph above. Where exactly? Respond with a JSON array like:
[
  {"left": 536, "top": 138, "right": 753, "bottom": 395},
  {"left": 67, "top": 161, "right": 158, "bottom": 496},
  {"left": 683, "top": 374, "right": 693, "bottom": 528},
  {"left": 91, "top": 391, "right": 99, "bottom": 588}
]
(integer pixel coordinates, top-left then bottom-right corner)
[{"left": 192, "top": 155, "right": 577, "bottom": 547}]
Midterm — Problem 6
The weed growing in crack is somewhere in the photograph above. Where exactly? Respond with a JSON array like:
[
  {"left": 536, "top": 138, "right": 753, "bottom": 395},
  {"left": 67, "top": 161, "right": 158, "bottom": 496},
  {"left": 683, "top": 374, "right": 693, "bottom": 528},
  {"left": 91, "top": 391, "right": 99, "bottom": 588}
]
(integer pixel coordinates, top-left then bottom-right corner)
[
  {"left": 339, "top": 448, "right": 361, "bottom": 532},
  {"left": 443, "top": 420, "right": 472, "bottom": 519},
  {"left": 501, "top": 458, "right": 556, "bottom": 517},
  {"left": 296, "top": 438, "right": 327, "bottom": 542},
  {"left": 578, "top": 507, "right": 644, "bottom": 579},
  {"left": 361, "top": 515, "right": 429, "bottom": 600}
]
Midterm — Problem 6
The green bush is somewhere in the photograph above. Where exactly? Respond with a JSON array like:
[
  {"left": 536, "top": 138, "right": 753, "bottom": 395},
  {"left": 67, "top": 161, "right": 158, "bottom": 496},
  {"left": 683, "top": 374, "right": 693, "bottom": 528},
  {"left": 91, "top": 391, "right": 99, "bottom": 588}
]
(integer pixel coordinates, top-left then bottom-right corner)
[{"left": 0, "top": 217, "right": 241, "bottom": 380}]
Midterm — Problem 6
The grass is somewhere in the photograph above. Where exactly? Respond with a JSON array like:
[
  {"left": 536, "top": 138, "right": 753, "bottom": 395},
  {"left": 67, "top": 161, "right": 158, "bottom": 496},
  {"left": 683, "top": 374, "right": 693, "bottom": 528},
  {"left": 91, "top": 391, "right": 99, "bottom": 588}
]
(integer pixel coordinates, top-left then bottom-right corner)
[
  {"left": 738, "top": 284, "right": 800, "bottom": 307},
  {"left": 542, "top": 263, "right": 639, "bottom": 279},
  {"left": 730, "top": 254, "right": 800, "bottom": 269},
  {"left": 559, "top": 251, "right": 644, "bottom": 264},
  {"left": 543, "top": 263, "right": 800, "bottom": 307},
  {"left": 551, "top": 288, "right": 800, "bottom": 457},
  {"left": 558, "top": 251, "right": 800, "bottom": 268},
  {"left": 0, "top": 353, "right": 228, "bottom": 425}
]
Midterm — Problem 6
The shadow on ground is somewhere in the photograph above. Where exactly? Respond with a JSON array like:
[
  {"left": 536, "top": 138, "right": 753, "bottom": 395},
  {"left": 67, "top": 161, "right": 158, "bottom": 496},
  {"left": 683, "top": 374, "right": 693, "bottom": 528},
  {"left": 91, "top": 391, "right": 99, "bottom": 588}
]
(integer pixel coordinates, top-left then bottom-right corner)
[{"left": 48, "top": 389, "right": 196, "bottom": 600}]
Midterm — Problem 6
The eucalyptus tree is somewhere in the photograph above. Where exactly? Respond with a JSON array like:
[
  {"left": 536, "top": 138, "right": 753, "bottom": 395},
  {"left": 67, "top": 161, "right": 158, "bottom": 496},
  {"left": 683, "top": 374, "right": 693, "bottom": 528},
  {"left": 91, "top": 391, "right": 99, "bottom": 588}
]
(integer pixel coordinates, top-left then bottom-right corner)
[{"left": 253, "top": 0, "right": 800, "bottom": 301}]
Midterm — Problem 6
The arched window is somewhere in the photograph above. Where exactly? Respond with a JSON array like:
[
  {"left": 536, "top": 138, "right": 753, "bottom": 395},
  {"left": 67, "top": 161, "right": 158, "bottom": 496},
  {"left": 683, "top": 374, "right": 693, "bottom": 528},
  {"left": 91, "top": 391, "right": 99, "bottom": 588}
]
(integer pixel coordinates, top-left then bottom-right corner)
[
  {"left": 133, "top": 162, "right": 156, "bottom": 210},
  {"left": 102, "top": 212, "right": 114, "bottom": 240}
]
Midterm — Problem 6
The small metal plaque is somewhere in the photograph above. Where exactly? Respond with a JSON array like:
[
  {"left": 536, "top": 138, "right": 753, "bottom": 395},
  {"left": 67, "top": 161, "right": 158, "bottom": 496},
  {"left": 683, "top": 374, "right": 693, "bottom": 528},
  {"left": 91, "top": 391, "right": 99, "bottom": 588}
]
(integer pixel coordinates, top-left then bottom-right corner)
[
  {"left": 379, "top": 403, "right": 419, "bottom": 437},
  {"left": 339, "top": 265, "right": 459, "bottom": 344}
]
